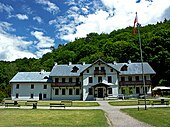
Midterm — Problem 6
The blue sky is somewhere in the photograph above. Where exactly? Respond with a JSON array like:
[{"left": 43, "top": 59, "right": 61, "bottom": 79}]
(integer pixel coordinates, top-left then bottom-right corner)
[{"left": 0, "top": 0, "right": 169, "bottom": 61}]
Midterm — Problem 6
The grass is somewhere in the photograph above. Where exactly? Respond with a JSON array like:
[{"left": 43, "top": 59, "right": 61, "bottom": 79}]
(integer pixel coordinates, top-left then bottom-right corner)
[
  {"left": 16, "top": 101, "right": 99, "bottom": 107},
  {"left": 0, "top": 109, "right": 108, "bottom": 127},
  {"left": 121, "top": 108, "right": 170, "bottom": 127}
]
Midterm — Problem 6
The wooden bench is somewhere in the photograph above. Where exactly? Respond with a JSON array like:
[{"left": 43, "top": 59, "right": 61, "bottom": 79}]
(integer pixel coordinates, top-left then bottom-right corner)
[
  {"left": 61, "top": 100, "right": 72, "bottom": 107},
  {"left": 50, "top": 103, "right": 65, "bottom": 109},
  {"left": 25, "top": 101, "right": 38, "bottom": 106},
  {"left": 151, "top": 99, "right": 169, "bottom": 105},
  {"left": 138, "top": 99, "right": 151, "bottom": 105},
  {"left": 4, "top": 101, "right": 19, "bottom": 107}
]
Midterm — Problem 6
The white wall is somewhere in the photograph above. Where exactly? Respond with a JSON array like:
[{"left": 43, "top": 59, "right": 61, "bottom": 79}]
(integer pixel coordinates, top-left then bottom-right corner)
[{"left": 11, "top": 83, "right": 51, "bottom": 100}]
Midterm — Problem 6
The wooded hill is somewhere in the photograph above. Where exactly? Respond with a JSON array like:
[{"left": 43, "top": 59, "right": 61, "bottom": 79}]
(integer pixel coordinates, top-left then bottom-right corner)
[{"left": 0, "top": 19, "right": 170, "bottom": 100}]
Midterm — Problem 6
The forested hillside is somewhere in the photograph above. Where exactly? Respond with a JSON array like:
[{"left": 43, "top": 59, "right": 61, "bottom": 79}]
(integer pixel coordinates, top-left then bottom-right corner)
[{"left": 0, "top": 19, "right": 170, "bottom": 100}]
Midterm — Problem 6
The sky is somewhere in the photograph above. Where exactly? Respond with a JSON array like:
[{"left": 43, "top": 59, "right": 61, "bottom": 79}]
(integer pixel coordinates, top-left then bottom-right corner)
[{"left": 0, "top": 0, "right": 170, "bottom": 61}]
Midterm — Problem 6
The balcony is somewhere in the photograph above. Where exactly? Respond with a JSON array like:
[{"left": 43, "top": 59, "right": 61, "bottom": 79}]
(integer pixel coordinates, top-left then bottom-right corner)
[
  {"left": 94, "top": 70, "right": 106, "bottom": 75},
  {"left": 119, "top": 80, "right": 152, "bottom": 86},
  {"left": 52, "top": 82, "right": 81, "bottom": 87}
]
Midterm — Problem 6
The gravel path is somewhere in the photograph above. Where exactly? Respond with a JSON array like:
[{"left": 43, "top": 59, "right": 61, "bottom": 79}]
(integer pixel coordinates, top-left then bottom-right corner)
[{"left": 98, "top": 101, "right": 153, "bottom": 127}]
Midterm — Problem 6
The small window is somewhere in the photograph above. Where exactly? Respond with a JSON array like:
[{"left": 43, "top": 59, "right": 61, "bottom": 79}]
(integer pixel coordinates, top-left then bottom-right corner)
[
  {"left": 62, "top": 89, "right": 65, "bottom": 95},
  {"left": 108, "top": 88, "right": 112, "bottom": 94},
  {"left": 87, "top": 70, "right": 89, "bottom": 73},
  {"left": 95, "top": 67, "right": 99, "bottom": 70},
  {"left": 16, "top": 93, "right": 19, "bottom": 98},
  {"left": 31, "top": 84, "right": 34, "bottom": 89},
  {"left": 144, "top": 76, "right": 147, "bottom": 81},
  {"left": 101, "top": 67, "right": 105, "bottom": 71},
  {"left": 75, "top": 89, "right": 80, "bottom": 95},
  {"left": 89, "top": 88, "right": 93, "bottom": 95},
  {"left": 98, "top": 76, "right": 102, "bottom": 83},
  {"left": 43, "top": 94, "right": 47, "bottom": 98},
  {"left": 108, "top": 76, "right": 112, "bottom": 83},
  {"left": 62, "top": 78, "right": 65, "bottom": 83},
  {"left": 16, "top": 84, "right": 19, "bottom": 89},
  {"left": 69, "top": 78, "right": 72, "bottom": 83},
  {"left": 128, "top": 76, "right": 132, "bottom": 81},
  {"left": 110, "top": 69, "right": 113, "bottom": 72},
  {"left": 55, "top": 89, "right": 59, "bottom": 95},
  {"left": 76, "top": 78, "right": 79, "bottom": 83},
  {"left": 69, "top": 89, "right": 73, "bottom": 95},
  {"left": 121, "top": 77, "right": 125, "bottom": 81},
  {"left": 135, "top": 76, "right": 139, "bottom": 81},
  {"left": 44, "top": 85, "right": 47, "bottom": 89},
  {"left": 71, "top": 66, "right": 79, "bottom": 72},
  {"left": 136, "top": 87, "right": 140, "bottom": 94},
  {"left": 55, "top": 78, "right": 59, "bottom": 83},
  {"left": 89, "top": 77, "right": 93, "bottom": 83},
  {"left": 30, "top": 94, "right": 34, "bottom": 98},
  {"left": 121, "top": 65, "right": 128, "bottom": 71}
]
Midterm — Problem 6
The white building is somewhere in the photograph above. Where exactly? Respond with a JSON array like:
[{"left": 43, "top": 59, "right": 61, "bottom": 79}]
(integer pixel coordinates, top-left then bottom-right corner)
[{"left": 10, "top": 59, "right": 156, "bottom": 101}]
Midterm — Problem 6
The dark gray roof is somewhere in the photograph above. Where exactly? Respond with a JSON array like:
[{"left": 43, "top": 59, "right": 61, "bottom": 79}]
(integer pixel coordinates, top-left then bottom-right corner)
[
  {"left": 109, "top": 62, "right": 156, "bottom": 75},
  {"left": 10, "top": 72, "right": 52, "bottom": 83},
  {"left": 50, "top": 64, "right": 91, "bottom": 77}
]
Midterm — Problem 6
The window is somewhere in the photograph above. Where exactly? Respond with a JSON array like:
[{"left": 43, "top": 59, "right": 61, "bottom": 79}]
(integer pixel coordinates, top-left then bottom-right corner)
[
  {"left": 135, "top": 76, "right": 139, "bottom": 81},
  {"left": 69, "top": 78, "right": 72, "bottom": 83},
  {"left": 128, "top": 76, "right": 132, "bottom": 81},
  {"left": 55, "top": 89, "right": 59, "bottom": 95},
  {"left": 16, "top": 93, "right": 19, "bottom": 98},
  {"left": 89, "top": 88, "right": 93, "bottom": 95},
  {"left": 55, "top": 78, "right": 59, "bottom": 83},
  {"left": 31, "top": 84, "right": 34, "bottom": 89},
  {"left": 121, "top": 77, "right": 125, "bottom": 81},
  {"left": 108, "top": 76, "right": 112, "bottom": 83},
  {"left": 89, "top": 77, "right": 93, "bottom": 83},
  {"left": 76, "top": 78, "right": 79, "bottom": 83},
  {"left": 98, "top": 76, "right": 102, "bottom": 83},
  {"left": 136, "top": 87, "right": 140, "bottom": 94},
  {"left": 108, "top": 88, "right": 112, "bottom": 94},
  {"left": 101, "top": 67, "right": 105, "bottom": 71},
  {"left": 44, "top": 85, "right": 47, "bottom": 89},
  {"left": 87, "top": 70, "right": 89, "bottom": 73},
  {"left": 75, "top": 89, "right": 80, "bottom": 95},
  {"left": 16, "top": 84, "right": 19, "bottom": 89},
  {"left": 30, "top": 94, "right": 34, "bottom": 98},
  {"left": 62, "top": 89, "right": 65, "bottom": 95},
  {"left": 43, "top": 94, "right": 47, "bottom": 98},
  {"left": 110, "top": 69, "right": 113, "bottom": 72},
  {"left": 95, "top": 67, "right": 99, "bottom": 70},
  {"left": 69, "top": 89, "right": 73, "bottom": 95},
  {"left": 121, "top": 65, "right": 128, "bottom": 71},
  {"left": 62, "top": 78, "right": 65, "bottom": 83},
  {"left": 144, "top": 76, "right": 147, "bottom": 81}
]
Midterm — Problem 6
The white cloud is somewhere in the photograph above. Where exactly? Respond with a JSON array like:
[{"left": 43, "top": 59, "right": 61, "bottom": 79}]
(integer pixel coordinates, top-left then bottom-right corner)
[
  {"left": 55, "top": 0, "right": 170, "bottom": 42},
  {"left": 35, "top": 0, "right": 59, "bottom": 14},
  {"left": 0, "top": 2, "right": 13, "bottom": 14},
  {"left": 33, "top": 16, "right": 43, "bottom": 23},
  {"left": 16, "top": 14, "right": 29, "bottom": 20},
  {"left": 0, "top": 22, "right": 36, "bottom": 61},
  {"left": 31, "top": 31, "right": 55, "bottom": 58}
]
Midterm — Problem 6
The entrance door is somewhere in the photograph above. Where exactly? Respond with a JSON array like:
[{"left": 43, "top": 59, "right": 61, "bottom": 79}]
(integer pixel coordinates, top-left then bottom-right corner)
[
  {"left": 39, "top": 93, "right": 42, "bottom": 100},
  {"left": 98, "top": 88, "right": 103, "bottom": 98}
]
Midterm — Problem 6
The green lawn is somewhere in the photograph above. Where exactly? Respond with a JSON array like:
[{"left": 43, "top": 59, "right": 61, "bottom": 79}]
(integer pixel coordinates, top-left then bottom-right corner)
[
  {"left": 16, "top": 101, "right": 99, "bottom": 107},
  {"left": 122, "top": 108, "right": 170, "bottom": 127},
  {"left": 0, "top": 109, "right": 108, "bottom": 127}
]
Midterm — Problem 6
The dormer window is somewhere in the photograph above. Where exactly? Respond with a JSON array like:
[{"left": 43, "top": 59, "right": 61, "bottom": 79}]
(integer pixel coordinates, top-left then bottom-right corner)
[
  {"left": 44, "top": 76, "right": 48, "bottom": 79},
  {"left": 121, "top": 65, "right": 128, "bottom": 71},
  {"left": 71, "top": 66, "right": 79, "bottom": 72}
]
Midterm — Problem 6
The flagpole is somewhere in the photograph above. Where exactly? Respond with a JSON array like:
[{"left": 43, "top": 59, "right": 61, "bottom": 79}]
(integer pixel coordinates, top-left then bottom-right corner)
[{"left": 136, "top": 12, "right": 147, "bottom": 110}]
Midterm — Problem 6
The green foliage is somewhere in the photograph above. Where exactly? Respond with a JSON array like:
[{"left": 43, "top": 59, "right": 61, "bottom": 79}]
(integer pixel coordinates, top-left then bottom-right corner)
[{"left": 0, "top": 20, "right": 170, "bottom": 98}]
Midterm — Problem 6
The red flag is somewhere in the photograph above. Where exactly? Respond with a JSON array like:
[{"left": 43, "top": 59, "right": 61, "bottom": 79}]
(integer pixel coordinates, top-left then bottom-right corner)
[{"left": 133, "top": 12, "right": 138, "bottom": 34}]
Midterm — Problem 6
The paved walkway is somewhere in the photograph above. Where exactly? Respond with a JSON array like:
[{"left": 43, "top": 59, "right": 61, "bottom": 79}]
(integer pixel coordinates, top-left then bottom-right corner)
[{"left": 98, "top": 101, "right": 154, "bottom": 127}]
